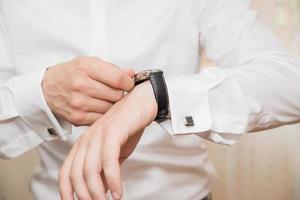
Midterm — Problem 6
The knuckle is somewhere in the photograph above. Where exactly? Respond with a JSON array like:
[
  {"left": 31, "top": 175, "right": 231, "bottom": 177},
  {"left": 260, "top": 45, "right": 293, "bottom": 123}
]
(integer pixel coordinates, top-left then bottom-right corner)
[
  {"left": 82, "top": 166, "right": 93, "bottom": 180},
  {"left": 70, "top": 78, "right": 86, "bottom": 91},
  {"left": 69, "top": 97, "right": 84, "bottom": 109},
  {"left": 102, "top": 159, "right": 110, "bottom": 170},
  {"left": 75, "top": 56, "right": 89, "bottom": 66},
  {"left": 69, "top": 171, "right": 80, "bottom": 184},
  {"left": 74, "top": 56, "right": 91, "bottom": 73},
  {"left": 102, "top": 154, "right": 116, "bottom": 170},
  {"left": 102, "top": 166, "right": 115, "bottom": 184}
]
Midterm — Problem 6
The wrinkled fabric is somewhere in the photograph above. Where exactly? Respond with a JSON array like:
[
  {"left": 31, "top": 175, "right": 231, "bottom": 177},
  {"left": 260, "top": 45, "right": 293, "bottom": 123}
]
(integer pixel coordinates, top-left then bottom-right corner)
[{"left": 0, "top": 0, "right": 299, "bottom": 199}]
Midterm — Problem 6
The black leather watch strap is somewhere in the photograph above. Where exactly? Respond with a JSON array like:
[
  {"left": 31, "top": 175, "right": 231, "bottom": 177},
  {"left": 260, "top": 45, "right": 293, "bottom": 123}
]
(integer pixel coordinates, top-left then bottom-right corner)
[{"left": 149, "top": 71, "right": 169, "bottom": 121}]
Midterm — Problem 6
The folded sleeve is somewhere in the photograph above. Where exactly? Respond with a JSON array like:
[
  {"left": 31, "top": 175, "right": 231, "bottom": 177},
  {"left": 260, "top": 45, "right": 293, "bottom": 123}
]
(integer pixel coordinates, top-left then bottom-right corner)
[
  {"left": 158, "top": 0, "right": 300, "bottom": 145},
  {"left": 0, "top": 12, "right": 70, "bottom": 159}
]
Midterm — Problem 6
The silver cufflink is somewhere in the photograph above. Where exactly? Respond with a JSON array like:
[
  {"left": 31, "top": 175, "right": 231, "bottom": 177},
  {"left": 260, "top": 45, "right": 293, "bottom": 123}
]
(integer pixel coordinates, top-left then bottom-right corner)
[{"left": 185, "top": 116, "right": 194, "bottom": 127}]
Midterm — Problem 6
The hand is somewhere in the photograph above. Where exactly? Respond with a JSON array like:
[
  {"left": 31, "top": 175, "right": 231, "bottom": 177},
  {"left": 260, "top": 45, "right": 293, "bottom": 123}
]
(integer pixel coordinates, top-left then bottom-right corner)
[
  {"left": 59, "top": 81, "right": 158, "bottom": 200},
  {"left": 42, "top": 57, "right": 135, "bottom": 126}
]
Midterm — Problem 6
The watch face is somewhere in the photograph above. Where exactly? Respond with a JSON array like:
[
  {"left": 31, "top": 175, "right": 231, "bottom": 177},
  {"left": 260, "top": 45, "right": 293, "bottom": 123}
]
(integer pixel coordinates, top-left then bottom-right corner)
[{"left": 134, "top": 69, "right": 162, "bottom": 83}]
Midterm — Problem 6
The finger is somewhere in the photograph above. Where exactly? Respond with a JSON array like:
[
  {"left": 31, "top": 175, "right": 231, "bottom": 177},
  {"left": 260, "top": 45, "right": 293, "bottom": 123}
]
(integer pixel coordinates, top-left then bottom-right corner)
[
  {"left": 59, "top": 142, "right": 80, "bottom": 200},
  {"left": 82, "top": 112, "right": 103, "bottom": 125},
  {"left": 84, "top": 98, "right": 112, "bottom": 113},
  {"left": 123, "top": 68, "right": 135, "bottom": 78},
  {"left": 85, "top": 78, "right": 124, "bottom": 102},
  {"left": 70, "top": 75, "right": 124, "bottom": 102},
  {"left": 70, "top": 136, "right": 93, "bottom": 200},
  {"left": 88, "top": 58, "right": 134, "bottom": 92},
  {"left": 70, "top": 93, "right": 113, "bottom": 113},
  {"left": 83, "top": 128, "right": 107, "bottom": 200},
  {"left": 102, "top": 134, "right": 122, "bottom": 200},
  {"left": 101, "top": 171, "right": 109, "bottom": 193}
]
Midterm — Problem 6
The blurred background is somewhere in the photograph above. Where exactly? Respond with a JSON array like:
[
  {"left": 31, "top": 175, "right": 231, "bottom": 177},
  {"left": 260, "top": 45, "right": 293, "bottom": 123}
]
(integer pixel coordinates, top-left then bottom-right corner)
[
  {"left": 0, "top": 0, "right": 299, "bottom": 200},
  {"left": 204, "top": 0, "right": 300, "bottom": 200}
]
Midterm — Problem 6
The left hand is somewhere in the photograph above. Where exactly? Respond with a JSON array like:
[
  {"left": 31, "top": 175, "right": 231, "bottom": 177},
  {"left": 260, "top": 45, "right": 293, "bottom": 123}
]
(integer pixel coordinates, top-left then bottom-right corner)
[{"left": 59, "top": 81, "right": 158, "bottom": 200}]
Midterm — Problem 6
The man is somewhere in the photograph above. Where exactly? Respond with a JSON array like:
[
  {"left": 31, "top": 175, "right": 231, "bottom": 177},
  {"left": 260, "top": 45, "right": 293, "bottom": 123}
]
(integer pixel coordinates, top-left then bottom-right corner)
[{"left": 0, "top": 0, "right": 300, "bottom": 200}]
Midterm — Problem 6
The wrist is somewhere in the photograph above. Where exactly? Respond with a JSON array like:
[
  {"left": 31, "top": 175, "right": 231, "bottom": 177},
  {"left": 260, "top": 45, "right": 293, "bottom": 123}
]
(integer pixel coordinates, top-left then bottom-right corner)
[
  {"left": 134, "top": 81, "right": 158, "bottom": 121},
  {"left": 133, "top": 69, "right": 169, "bottom": 121}
]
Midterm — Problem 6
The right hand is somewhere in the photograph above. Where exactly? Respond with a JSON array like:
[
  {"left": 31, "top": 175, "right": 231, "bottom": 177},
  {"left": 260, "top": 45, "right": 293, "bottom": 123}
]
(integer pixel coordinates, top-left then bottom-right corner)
[{"left": 42, "top": 56, "right": 134, "bottom": 126}]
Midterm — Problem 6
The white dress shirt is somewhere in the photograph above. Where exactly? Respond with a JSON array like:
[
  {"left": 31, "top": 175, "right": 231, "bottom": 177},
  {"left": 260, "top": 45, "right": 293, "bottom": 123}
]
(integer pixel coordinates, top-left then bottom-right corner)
[{"left": 1, "top": 0, "right": 300, "bottom": 199}]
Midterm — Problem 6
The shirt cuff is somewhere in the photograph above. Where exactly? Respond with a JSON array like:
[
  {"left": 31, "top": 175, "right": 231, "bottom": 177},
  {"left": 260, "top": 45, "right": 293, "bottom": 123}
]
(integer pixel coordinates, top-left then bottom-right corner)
[
  {"left": 158, "top": 67, "right": 248, "bottom": 145},
  {"left": 12, "top": 69, "right": 71, "bottom": 141}
]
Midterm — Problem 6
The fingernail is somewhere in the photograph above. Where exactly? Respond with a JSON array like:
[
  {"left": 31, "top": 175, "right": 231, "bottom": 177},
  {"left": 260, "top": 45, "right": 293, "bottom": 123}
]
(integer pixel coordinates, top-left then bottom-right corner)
[{"left": 112, "top": 191, "right": 121, "bottom": 200}]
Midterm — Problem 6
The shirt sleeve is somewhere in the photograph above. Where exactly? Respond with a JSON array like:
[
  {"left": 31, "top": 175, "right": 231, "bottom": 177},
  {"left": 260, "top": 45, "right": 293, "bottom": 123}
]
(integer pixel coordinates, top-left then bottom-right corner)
[
  {"left": 0, "top": 12, "right": 71, "bottom": 159},
  {"left": 158, "top": 0, "right": 300, "bottom": 145}
]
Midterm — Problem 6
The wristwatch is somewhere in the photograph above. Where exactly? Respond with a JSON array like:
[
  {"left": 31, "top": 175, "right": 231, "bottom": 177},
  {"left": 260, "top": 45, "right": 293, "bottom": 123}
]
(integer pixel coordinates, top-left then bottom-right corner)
[{"left": 134, "top": 69, "right": 169, "bottom": 121}]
